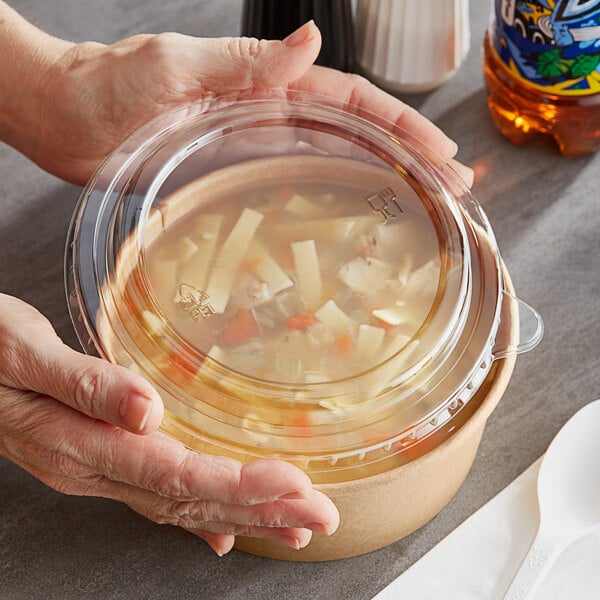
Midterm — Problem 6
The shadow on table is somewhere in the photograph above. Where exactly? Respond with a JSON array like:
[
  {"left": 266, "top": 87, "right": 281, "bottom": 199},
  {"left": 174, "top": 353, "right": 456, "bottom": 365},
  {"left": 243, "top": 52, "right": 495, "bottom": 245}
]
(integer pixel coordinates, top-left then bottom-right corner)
[
  {"left": 402, "top": 88, "right": 593, "bottom": 256},
  {"left": 0, "top": 180, "right": 81, "bottom": 349}
]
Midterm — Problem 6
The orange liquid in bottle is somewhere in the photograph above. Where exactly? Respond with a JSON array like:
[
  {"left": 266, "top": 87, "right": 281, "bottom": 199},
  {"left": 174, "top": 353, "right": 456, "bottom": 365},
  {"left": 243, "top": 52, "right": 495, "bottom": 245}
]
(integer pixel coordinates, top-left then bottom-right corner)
[{"left": 483, "top": 2, "right": 600, "bottom": 157}]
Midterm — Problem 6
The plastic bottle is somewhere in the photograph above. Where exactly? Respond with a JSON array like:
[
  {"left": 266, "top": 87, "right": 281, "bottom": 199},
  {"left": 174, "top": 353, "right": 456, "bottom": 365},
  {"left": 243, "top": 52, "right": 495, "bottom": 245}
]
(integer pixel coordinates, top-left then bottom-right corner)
[
  {"left": 241, "top": 0, "right": 354, "bottom": 72},
  {"left": 484, "top": 0, "right": 600, "bottom": 156}
]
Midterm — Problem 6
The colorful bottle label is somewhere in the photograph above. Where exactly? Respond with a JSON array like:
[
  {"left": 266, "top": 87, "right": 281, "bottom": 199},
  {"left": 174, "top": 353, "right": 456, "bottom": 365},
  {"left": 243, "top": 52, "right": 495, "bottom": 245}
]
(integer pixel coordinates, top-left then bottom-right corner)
[{"left": 491, "top": 0, "right": 600, "bottom": 95}]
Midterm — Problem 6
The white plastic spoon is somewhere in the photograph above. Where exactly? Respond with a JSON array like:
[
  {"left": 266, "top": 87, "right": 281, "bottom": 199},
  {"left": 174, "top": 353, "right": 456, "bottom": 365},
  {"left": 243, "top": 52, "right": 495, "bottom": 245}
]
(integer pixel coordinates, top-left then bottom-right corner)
[{"left": 503, "top": 399, "right": 600, "bottom": 600}]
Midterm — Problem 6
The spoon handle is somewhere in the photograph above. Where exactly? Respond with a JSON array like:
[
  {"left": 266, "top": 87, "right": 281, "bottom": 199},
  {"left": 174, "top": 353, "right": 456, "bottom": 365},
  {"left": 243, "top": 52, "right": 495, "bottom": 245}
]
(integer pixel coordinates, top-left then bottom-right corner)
[{"left": 502, "top": 529, "right": 564, "bottom": 600}]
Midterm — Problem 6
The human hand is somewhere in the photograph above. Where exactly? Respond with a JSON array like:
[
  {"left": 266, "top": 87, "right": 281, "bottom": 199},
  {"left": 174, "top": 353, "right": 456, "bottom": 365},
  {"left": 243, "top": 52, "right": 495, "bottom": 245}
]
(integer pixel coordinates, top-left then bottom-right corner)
[
  {"left": 0, "top": 294, "right": 339, "bottom": 556},
  {"left": 5, "top": 19, "right": 473, "bottom": 186}
]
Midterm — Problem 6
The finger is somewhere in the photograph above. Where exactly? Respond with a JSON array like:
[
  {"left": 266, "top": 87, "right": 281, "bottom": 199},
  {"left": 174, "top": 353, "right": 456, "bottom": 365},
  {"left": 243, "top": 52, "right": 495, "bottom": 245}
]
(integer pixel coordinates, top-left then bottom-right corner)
[
  {"left": 182, "top": 528, "right": 235, "bottom": 557},
  {"left": 448, "top": 158, "right": 475, "bottom": 188},
  {"left": 104, "top": 481, "right": 338, "bottom": 535},
  {"left": 186, "top": 523, "right": 313, "bottom": 550},
  {"left": 5, "top": 393, "right": 319, "bottom": 506},
  {"left": 0, "top": 295, "right": 163, "bottom": 434},
  {"left": 3, "top": 403, "right": 317, "bottom": 552},
  {"left": 92, "top": 425, "right": 318, "bottom": 505},
  {"left": 102, "top": 432, "right": 317, "bottom": 505},
  {"left": 177, "top": 21, "right": 321, "bottom": 93},
  {"left": 291, "top": 66, "right": 459, "bottom": 161}
]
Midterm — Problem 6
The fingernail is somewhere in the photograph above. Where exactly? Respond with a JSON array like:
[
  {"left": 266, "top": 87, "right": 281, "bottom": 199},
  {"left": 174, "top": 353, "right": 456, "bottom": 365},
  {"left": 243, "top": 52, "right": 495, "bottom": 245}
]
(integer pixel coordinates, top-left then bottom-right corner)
[
  {"left": 119, "top": 393, "right": 153, "bottom": 431},
  {"left": 277, "top": 491, "right": 308, "bottom": 500},
  {"left": 279, "top": 535, "right": 301, "bottom": 550},
  {"left": 306, "top": 522, "right": 332, "bottom": 535},
  {"left": 283, "top": 20, "right": 316, "bottom": 48},
  {"left": 447, "top": 137, "right": 459, "bottom": 156}
]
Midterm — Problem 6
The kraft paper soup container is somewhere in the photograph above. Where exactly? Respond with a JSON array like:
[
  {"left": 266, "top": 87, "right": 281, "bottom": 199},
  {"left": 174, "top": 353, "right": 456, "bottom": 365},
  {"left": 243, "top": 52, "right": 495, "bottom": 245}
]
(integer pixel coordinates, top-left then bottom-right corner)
[{"left": 65, "top": 92, "right": 543, "bottom": 561}]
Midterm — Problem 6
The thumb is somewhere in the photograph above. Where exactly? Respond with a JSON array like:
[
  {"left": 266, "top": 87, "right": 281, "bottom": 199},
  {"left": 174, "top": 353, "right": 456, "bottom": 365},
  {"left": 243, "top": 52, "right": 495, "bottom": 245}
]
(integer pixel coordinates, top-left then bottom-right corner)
[
  {"left": 191, "top": 20, "right": 322, "bottom": 92},
  {"left": 0, "top": 294, "right": 163, "bottom": 434}
]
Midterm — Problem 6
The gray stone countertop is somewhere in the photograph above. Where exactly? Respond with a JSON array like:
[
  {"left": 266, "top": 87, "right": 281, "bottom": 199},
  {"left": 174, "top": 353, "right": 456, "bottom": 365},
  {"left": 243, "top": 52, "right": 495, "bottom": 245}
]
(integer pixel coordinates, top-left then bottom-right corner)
[{"left": 1, "top": 1, "right": 599, "bottom": 599}]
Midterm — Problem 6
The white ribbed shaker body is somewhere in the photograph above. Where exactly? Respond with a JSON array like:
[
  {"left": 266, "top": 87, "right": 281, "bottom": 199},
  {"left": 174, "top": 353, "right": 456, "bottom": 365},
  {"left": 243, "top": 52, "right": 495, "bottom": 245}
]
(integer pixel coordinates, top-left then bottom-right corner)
[{"left": 355, "top": 0, "right": 470, "bottom": 93}]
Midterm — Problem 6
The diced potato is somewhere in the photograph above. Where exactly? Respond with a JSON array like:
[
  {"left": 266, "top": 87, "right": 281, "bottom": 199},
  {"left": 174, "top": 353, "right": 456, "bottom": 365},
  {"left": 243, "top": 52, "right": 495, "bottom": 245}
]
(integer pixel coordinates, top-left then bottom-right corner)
[
  {"left": 372, "top": 302, "right": 408, "bottom": 326},
  {"left": 147, "top": 260, "right": 177, "bottom": 304},
  {"left": 361, "top": 337, "right": 419, "bottom": 397},
  {"left": 315, "top": 299, "right": 354, "bottom": 336},
  {"left": 397, "top": 256, "right": 414, "bottom": 287},
  {"left": 247, "top": 241, "right": 293, "bottom": 294},
  {"left": 205, "top": 208, "right": 264, "bottom": 313},
  {"left": 142, "top": 310, "right": 165, "bottom": 336},
  {"left": 284, "top": 194, "right": 322, "bottom": 219},
  {"left": 404, "top": 259, "right": 440, "bottom": 299},
  {"left": 304, "top": 371, "right": 328, "bottom": 384},
  {"left": 275, "top": 215, "right": 379, "bottom": 242},
  {"left": 176, "top": 237, "right": 199, "bottom": 261},
  {"left": 178, "top": 214, "right": 222, "bottom": 292},
  {"left": 240, "top": 415, "right": 270, "bottom": 447},
  {"left": 291, "top": 239, "right": 322, "bottom": 309},
  {"left": 198, "top": 345, "right": 227, "bottom": 377},
  {"left": 382, "top": 333, "right": 412, "bottom": 362},
  {"left": 355, "top": 324, "right": 385, "bottom": 359},
  {"left": 208, "top": 344, "right": 227, "bottom": 362}
]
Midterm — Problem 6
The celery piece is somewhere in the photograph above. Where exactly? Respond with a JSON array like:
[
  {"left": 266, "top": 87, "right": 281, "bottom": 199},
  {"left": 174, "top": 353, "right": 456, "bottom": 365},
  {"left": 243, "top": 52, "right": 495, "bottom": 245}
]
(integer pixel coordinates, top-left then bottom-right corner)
[
  {"left": 284, "top": 194, "right": 322, "bottom": 219},
  {"left": 273, "top": 288, "right": 301, "bottom": 318},
  {"left": 315, "top": 299, "right": 354, "bottom": 336},
  {"left": 274, "top": 353, "right": 303, "bottom": 381},
  {"left": 306, "top": 322, "right": 335, "bottom": 348},
  {"left": 178, "top": 214, "right": 223, "bottom": 293},
  {"left": 253, "top": 305, "right": 276, "bottom": 329},
  {"left": 291, "top": 239, "right": 322, "bottom": 310},
  {"left": 205, "top": 208, "right": 264, "bottom": 313},
  {"left": 248, "top": 240, "right": 293, "bottom": 294},
  {"left": 228, "top": 339, "right": 265, "bottom": 371}
]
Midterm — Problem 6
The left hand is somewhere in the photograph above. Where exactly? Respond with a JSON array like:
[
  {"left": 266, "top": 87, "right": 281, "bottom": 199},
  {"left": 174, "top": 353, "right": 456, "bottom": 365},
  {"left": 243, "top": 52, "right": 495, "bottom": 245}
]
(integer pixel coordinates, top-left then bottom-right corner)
[{"left": 24, "top": 21, "right": 473, "bottom": 186}]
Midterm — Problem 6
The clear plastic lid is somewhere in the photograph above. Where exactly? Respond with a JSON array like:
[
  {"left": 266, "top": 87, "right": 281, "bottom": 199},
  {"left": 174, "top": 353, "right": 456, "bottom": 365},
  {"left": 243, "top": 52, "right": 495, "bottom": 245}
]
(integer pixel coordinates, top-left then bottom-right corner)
[{"left": 66, "top": 91, "right": 538, "bottom": 483}]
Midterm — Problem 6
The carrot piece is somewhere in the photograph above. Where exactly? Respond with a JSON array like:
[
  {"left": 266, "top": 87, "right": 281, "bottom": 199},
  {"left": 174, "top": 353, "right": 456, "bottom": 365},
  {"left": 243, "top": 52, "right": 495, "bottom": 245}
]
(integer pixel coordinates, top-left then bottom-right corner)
[
  {"left": 285, "top": 313, "right": 316, "bottom": 330},
  {"left": 220, "top": 309, "right": 259, "bottom": 347},
  {"left": 161, "top": 351, "right": 201, "bottom": 387},
  {"left": 357, "top": 240, "right": 370, "bottom": 257},
  {"left": 276, "top": 184, "right": 295, "bottom": 201},
  {"left": 290, "top": 409, "right": 313, "bottom": 434},
  {"left": 334, "top": 333, "right": 352, "bottom": 355},
  {"left": 241, "top": 257, "right": 262, "bottom": 272}
]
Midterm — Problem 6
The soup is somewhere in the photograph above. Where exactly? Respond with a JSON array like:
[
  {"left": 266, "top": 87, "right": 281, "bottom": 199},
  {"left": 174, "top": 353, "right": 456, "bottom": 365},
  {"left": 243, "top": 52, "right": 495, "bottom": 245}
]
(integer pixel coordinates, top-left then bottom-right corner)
[{"left": 143, "top": 166, "right": 441, "bottom": 388}]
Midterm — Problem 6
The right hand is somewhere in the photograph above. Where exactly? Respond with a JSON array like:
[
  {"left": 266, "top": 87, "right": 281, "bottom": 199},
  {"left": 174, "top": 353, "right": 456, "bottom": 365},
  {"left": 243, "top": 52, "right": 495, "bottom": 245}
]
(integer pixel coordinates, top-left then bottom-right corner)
[
  {"left": 0, "top": 294, "right": 339, "bottom": 556},
  {"left": 9, "top": 20, "right": 473, "bottom": 187}
]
